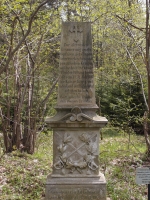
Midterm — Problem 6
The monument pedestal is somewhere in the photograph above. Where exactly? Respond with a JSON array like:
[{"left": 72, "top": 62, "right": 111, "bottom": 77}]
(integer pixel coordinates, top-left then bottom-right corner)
[
  {"left": 45, "top": 22, "right": 108, "bottom": 200},
  {"left": 45, "top": 173, "right": 106, "bottom": 200},
  {"left": 45, "top": 107, "right": 107, "bottom": 200}
]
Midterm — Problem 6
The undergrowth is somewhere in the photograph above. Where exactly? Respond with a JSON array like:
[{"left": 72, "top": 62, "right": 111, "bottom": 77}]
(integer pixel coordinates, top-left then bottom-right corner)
[
  {"left": 100, "top": 127, "right": 147, "bottom": 200},
  {"left": 0, "top": 128, "right": 148, "bottom": 200},
  {"left": 0, "top": 132, "right": 53, "bottom": 200}
]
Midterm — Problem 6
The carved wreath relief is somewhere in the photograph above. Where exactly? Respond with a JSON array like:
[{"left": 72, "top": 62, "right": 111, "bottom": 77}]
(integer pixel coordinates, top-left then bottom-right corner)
[{"left": 54, "top": 131, "right": 99, "bottom": 175}]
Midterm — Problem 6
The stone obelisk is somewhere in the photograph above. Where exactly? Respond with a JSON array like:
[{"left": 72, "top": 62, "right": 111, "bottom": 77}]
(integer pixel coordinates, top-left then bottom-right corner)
[{"left": 45, "top": 22, "right": 108, "bottom": 200}]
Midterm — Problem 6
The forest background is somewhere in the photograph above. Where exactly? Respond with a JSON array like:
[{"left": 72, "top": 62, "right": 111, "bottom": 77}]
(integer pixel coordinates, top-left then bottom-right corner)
[
  {"left": 0, "top": 0, "right": 149, "bottom": 154},
  {"left": 1, "top": 1, "right": 150, "bottom": 199}
]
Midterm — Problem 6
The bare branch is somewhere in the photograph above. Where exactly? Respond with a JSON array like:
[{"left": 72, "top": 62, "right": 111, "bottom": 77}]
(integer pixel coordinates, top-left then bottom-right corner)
[
  {"left": 17, "top": 17, "right": 35, "bottom": 65},
  {"left": 126, "top": 26, "right": 146, "bottom": 64},
  {"left": 0, "top": 0, "right": 50, "bottom": 75},
  {"left": 115, "top": 14, "right": 145, "bottom": 32},
  {"left": 125, "top": 46, "right": 149, "bottom": 111},
  {"left": 41, "top": 77, "right": 59, "bottom": 106}
]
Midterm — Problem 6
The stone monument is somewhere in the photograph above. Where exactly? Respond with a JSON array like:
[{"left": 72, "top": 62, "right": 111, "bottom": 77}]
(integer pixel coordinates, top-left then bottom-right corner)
[{"left": 45, "top": 22, "right": 108, "bottom": 200}]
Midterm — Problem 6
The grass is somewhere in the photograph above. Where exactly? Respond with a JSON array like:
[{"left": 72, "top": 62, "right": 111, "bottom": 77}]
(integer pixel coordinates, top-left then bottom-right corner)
[
  {"left": 0, "top": 132, "right": 53, "bottom": 200},
  {"left": 0, "top": 128, "right": 148, "bottom": 200},
  {"left": 100, "top": 127, "right": 147, "bottom": 200}
]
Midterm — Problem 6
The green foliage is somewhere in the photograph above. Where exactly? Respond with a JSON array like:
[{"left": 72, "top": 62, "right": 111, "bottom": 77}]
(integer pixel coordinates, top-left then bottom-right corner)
[
  {"left": 0, "top": 0, "right": 61, "bottom": 152},
  {"left": 91, "top": 0, "right": 147, "bottom": 134},
  {"left": 100, "top": 127, "right": 147, "bottom": 199},
  {"left": 96, "top": 78, "right": 146, "bottom": 133},
  {"left": 0, "top": 0, "right": 148, "bottom": 153}
]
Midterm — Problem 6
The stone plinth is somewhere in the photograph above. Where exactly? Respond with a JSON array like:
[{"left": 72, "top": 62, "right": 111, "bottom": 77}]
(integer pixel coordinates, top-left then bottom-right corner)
[
  {"left": 45, "top": 22, "right": 108, "bottom": 200},
  {"left": 45, "top": 174, "right": 106, "bottom": 200}
]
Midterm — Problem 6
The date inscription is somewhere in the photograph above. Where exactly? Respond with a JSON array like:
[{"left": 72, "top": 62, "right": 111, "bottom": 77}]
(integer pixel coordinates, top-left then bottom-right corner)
[{"left": 46, "top": 186, "right": 106, "bottom": 200}]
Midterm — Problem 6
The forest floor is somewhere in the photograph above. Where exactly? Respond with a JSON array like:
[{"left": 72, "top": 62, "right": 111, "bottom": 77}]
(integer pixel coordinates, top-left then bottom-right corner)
[{"left": 0, "top": 127, "right": 148, "bottom": 200}]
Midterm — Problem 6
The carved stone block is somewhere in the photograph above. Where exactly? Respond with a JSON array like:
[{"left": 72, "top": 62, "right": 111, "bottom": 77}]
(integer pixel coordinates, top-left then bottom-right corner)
[
  {"left": 53, "top": 129, "right": 100, "bottom": 176},
  {"left": 45, "top": 174, "right": 106, "bottom": 200},
  {"left": 57, "top": 22, "right": 96, "bottom": 108}
]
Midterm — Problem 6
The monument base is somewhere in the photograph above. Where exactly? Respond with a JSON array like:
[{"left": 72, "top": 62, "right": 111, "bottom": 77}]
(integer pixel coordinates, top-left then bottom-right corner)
[{"left": 45, "top": 173, "right": 106, "bottom": 200}]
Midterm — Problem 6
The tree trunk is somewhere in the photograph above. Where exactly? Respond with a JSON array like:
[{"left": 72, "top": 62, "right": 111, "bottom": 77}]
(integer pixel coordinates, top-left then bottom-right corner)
[
  {"left": 143, "top": 0, "right": 150, "bottom": 156},
  {"left": 143, "top": 111, "right": 150, "bottom": 156},
  {"left": 22, "top": 53, "right": 35, "bottom": 154},
  {"left": 2, "top": 70, "right": 12, "bottom": 152}
]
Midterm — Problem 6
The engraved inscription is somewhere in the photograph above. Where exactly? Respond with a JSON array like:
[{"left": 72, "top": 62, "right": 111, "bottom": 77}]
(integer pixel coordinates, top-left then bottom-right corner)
[
  {"left": 57, "top": 22, "right": 95, "bottom": 106},
  {"left": 46, "top": 186, "right": 105, "bottom": 200},
  {"left": 59, "top": 46, "right": 94, "bottom": 104}
]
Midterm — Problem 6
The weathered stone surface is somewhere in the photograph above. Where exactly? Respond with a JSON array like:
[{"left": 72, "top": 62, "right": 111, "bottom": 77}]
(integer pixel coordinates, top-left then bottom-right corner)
[
  {"left": 45, "top": 22, "right": 108, "bottom": 200},
  {"left": 53, "top": 129, "right": 99, "bottom": 176},
  {"left": 45, "top": 174, "right": 106, "bottom": 200},
  {"left": 45, "top": 106, "right": 107, "bottom": 125},
  {"left": 57, "top": 22, "right": 96, "bottom": 108}
]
